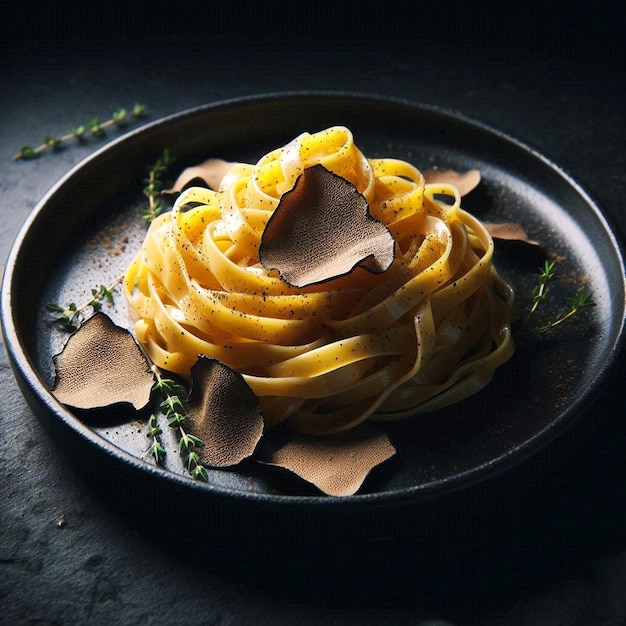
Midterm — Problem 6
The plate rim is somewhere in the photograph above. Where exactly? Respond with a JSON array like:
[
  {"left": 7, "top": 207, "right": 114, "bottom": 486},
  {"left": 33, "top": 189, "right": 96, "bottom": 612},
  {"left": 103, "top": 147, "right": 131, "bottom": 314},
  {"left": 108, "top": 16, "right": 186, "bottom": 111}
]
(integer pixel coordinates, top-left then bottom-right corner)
[{"left": 3, "top": 90, "right": 626, "bottom": 508}]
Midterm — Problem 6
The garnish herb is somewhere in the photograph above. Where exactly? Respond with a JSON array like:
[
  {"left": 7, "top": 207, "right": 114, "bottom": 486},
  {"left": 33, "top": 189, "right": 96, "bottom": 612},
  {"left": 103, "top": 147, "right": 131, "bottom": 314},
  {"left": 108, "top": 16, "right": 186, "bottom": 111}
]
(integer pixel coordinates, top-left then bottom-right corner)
[
  {"left": 519, "top": 260, "right": 596, "bottom": 337},
  {"left": 141, "top": 149, "right": 174, "bottom": 223},
  {"left": 47, "top": 278, "right": 121, "bottom": 330},
  {"left": 12, "top": 104, "right": 147, "bottom": 161},
  {"left": 529, "top": 259, "right": 556, "bottom": 316},
  {"left": 150, "top": 366, "right": 208, "bottom": 481}
]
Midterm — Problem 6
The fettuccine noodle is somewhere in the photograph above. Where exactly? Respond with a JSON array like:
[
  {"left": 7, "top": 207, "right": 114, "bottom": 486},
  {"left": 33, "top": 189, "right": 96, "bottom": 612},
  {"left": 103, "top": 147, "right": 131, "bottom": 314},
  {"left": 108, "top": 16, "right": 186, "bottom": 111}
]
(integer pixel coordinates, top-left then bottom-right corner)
[{"left": 124, "top": 126, "right": 514, "bottom": 434}]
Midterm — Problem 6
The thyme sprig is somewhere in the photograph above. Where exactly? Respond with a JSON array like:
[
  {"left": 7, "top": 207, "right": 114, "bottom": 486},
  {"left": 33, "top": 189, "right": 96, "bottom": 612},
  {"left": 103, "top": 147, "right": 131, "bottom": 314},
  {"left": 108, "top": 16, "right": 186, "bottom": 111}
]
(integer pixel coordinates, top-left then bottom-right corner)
[
  {"left": 12, "top": 103, "right": 147, "bottom": 161},
  {"left": 150, "top": 366, "right": 208, "bottom": 481},
  {"left": 47, "top": 277, "right": 122, "bottom": 330},
  {"left": 528, "top": 259, "right": 556, "bottom": 316},
  {"left": 141, "top": 149, "right": 174, "bottom": 223},
  {"left": 518, "top": 260, "right": 596, "bottom": 337},
  {"left": 527, "top": 288, "right": 596, "bottom": 335}
]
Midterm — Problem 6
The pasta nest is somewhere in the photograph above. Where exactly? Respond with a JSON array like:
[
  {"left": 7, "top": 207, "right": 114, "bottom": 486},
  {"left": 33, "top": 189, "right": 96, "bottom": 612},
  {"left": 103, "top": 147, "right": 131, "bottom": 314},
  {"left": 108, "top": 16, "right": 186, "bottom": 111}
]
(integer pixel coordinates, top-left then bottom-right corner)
[{"left": 124, "top": 126, "right": 515, "bottom": 434}]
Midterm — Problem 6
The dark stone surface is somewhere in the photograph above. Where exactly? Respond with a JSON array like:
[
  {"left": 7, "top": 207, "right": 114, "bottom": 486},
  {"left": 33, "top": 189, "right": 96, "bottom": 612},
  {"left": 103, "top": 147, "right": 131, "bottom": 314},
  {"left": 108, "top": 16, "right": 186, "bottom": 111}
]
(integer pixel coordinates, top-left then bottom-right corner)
[{"left": 1, "top": 3, "right": 625, "bottom": 625}]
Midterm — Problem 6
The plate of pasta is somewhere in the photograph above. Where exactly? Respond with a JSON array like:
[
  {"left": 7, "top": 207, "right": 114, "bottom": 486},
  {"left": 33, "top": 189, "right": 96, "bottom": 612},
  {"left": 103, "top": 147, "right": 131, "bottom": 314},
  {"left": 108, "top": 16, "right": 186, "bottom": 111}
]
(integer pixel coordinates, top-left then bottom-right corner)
[{"left": 3, "top": 93, "right": 625, "bottom": 513}]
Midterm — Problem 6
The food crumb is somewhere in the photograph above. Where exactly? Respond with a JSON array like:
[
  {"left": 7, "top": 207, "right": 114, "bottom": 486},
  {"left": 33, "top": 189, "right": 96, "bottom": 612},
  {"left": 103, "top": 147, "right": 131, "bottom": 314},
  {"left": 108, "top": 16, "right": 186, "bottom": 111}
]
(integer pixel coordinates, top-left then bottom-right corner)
[{"left": 107, "top": 235, "right": 129, "bottom": 257}]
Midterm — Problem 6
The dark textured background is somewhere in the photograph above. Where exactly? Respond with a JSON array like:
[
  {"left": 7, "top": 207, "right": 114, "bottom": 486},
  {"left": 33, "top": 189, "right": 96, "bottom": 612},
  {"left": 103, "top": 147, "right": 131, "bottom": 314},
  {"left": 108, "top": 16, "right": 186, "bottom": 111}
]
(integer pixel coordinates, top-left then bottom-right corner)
[{"left": 1, "top": 2, "right": 625, "bottom": 624}]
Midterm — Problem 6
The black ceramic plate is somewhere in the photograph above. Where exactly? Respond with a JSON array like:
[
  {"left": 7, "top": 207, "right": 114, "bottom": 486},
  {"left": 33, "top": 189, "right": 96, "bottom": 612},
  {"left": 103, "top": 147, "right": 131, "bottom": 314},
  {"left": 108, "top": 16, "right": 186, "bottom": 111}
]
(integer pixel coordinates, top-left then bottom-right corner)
[{"left": 3, "top": 93, "right": 625, "bottom": 526}]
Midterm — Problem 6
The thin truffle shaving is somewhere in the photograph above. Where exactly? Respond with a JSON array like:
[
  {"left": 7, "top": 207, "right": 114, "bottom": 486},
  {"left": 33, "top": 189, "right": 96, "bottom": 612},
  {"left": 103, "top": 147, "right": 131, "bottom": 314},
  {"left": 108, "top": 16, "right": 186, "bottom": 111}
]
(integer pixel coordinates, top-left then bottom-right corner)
[
  {"left": 124, "top": 126, "right": 515, "bottom": 434},
  {"left": 259, "top": 164, "right": 395, "bottom": 287}
]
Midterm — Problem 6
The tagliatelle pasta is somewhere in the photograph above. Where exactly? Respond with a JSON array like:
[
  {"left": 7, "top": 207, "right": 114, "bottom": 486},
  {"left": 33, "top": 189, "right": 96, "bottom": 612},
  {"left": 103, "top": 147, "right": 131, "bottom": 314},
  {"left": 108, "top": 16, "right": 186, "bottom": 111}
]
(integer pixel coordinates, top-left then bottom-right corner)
[{"left": 124, "top": 126, "right": 515, "bottom": 435}]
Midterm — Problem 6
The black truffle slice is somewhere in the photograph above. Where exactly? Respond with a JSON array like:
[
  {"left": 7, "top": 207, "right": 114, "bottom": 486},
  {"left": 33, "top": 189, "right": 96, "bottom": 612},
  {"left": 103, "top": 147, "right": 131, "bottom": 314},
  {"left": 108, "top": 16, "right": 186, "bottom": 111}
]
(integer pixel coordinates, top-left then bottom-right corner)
[
  {"left": 52, "top": 313, "right": 153, "bottom": 412},
  {"left": 259, "top": 164, "right": 396, "bottom": 288},
  {"left": 186, "top": 357, "right": 264, "bottom": 467},
  {"left": 261, "top": 422, "right": 396, "bottom": 496}
]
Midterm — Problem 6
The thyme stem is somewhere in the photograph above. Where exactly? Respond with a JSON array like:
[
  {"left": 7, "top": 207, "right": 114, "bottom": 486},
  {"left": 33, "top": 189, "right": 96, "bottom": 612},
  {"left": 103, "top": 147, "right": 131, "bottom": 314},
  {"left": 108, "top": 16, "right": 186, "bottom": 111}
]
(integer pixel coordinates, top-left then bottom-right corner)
[
  {"left": 527, "top": 260, "right": 555, "bottom": 317},
  {"left": 47, "top": 275, "right": 123, "bottom": 330},
  {"left": 517, "top": 261, "right": 595, "bottom": 338},
  {"left": 141, "top": 149, "right": 173, "bottom": 223},
  {"left": 524, "top": 287, "right": 596, "bottom": 336},
  {"left": 12, "top": 103, "right": 147, "bottom": 161},
  {"left": 150, "top": 365, "right": 208, "bottom": 481}
]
